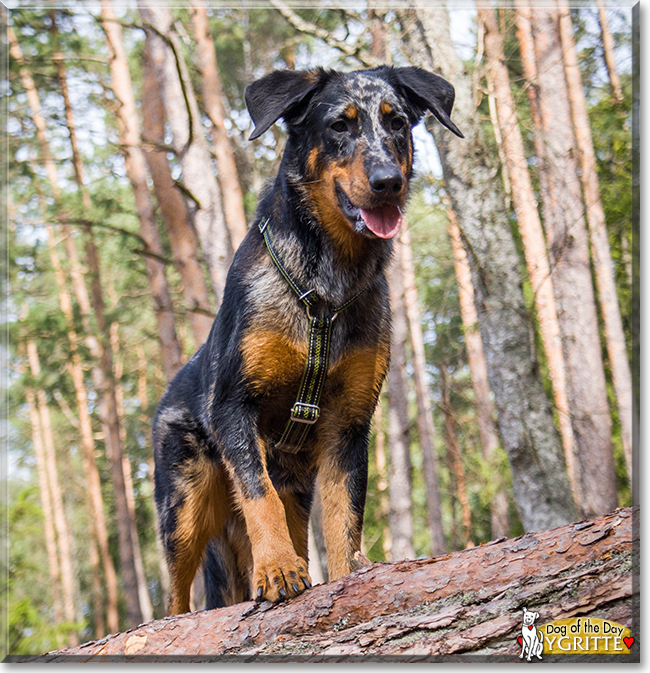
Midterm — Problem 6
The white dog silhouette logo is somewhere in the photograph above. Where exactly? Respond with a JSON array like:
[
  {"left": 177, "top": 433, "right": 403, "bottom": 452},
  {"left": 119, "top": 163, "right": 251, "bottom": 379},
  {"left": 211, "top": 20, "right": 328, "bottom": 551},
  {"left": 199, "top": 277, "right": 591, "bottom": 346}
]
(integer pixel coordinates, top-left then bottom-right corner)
[{"left": 519, "top": 607, "right": 543, "bottom": 661}]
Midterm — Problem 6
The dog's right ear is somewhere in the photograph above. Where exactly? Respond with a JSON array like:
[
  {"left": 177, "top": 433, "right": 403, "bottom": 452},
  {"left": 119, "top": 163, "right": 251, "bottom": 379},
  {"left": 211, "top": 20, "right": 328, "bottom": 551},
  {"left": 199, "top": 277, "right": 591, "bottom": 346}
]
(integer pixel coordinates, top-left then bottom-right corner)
[{"left": 245, "top": 69, "right": 330, "bottom": 141}]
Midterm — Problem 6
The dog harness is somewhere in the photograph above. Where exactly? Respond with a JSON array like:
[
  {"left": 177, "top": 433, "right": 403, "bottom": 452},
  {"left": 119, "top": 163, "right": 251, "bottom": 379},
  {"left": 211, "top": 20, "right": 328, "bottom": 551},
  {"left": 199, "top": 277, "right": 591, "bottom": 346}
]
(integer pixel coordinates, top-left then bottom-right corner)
[{"left": 259, "top": 218, "right": 365, "bottom": 453}]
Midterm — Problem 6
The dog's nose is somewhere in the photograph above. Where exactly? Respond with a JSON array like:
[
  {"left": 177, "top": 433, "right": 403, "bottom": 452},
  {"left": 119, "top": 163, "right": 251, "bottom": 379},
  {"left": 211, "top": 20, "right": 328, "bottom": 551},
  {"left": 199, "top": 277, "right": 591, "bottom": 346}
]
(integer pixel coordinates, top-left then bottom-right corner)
[{"left": 369, "top": 167, "right": 404, "bottom": 194}]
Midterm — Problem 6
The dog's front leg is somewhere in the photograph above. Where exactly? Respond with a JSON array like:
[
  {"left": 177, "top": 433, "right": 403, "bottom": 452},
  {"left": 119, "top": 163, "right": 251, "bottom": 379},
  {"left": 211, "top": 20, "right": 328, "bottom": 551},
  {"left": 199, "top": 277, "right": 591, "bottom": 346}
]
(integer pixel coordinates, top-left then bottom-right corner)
[
  {"left": 217, "top": 413, "right": 311, "bottom": 602},
  {"left": 318, "top": 423, "right": 369, "bottom": 582}
]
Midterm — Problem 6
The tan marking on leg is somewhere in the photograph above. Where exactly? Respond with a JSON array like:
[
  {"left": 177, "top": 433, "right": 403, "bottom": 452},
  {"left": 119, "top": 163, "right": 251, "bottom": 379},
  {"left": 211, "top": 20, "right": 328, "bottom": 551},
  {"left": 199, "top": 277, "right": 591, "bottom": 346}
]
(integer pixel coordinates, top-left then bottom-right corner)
[
  {"left": 167, "top": 456, "right": 230, "bottom": 615},
  {"left": 236, "top": 482, "right": 311, "bottom": 602}
]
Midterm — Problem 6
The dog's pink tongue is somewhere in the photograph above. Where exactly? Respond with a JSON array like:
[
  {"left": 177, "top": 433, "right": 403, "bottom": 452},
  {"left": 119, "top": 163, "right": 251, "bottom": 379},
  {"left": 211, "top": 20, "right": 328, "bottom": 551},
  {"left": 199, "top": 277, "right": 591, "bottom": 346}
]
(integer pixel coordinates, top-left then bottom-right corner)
[{"left": 359, "top": 204, "right": 402, "bottom": 239}]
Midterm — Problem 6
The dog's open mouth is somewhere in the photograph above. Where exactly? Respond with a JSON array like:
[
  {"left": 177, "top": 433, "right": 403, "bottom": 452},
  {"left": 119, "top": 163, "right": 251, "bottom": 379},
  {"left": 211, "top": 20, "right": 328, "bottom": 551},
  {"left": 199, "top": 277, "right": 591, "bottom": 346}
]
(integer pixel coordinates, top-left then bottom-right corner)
[{"left": 336, "top": 185, "right": 403, "bottom": 239}]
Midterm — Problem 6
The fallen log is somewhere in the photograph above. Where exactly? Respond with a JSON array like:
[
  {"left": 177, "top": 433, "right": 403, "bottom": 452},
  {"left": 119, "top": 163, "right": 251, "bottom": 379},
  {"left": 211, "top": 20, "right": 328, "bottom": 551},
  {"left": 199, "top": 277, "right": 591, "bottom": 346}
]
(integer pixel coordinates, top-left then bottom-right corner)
[{"left": 24, "top": 507, "right": 638, "bottom": 662}]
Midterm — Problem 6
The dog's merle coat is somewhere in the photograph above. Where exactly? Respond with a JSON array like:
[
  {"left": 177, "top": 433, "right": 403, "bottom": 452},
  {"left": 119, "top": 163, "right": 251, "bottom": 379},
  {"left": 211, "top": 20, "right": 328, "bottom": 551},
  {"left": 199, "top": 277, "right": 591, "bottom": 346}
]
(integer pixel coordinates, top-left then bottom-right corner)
[{"left": 153, "top": 66, "right": 461, "bottom": 614}]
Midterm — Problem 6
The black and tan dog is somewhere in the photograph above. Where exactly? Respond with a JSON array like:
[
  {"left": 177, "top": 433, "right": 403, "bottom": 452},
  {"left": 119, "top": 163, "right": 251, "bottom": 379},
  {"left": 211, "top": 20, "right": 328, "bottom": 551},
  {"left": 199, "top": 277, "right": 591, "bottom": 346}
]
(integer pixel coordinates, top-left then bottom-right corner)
[{"left": 153, "top": 66, "right": 462, "bottom": 615}]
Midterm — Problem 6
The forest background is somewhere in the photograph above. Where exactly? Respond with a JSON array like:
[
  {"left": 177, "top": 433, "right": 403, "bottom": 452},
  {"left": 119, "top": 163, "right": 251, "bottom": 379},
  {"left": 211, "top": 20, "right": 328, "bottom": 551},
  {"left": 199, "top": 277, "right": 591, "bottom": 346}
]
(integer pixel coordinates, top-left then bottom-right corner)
[{"left": 1, "top": 0, "right": 637, "bottom": 656}]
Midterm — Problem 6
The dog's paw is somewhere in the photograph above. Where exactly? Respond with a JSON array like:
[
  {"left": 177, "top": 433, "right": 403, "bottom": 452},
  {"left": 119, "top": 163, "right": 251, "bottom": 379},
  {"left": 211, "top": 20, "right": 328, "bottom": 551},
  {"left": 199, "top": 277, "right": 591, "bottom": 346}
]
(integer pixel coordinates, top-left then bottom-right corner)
[{"left": 253, "top": 551, "right": 312, "bottom": 603}]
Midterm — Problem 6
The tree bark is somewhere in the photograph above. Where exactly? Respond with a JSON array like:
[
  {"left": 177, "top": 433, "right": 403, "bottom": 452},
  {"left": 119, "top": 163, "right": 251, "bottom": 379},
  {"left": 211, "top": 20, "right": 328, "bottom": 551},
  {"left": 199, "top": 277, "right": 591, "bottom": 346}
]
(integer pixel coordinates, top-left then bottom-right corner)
[
  {"left": 595, "top": 0, "right": 624, "bottom": 104},
  {"left": 26, "top": 342, "right": 77, "bottom": 643},
  {"left": 190, "top": 1, "right": 248, "bottom": 249},
  {"left": 399, "top": 3, "right": 577, "bottom": 532},
  {"left": 447, "top": 213, "right": 509, "bottom": 539},
  {"left": 557, "top": 2, "right": 633, "bottom": 484},
  {"left": 35, "top": 507, "right": 637, "bottom": 660},
  {"left": 478, "top": 5, "right": 578, "bottom": 505},
  {"left": 530, "top": 7, "right": 617, "bottom": 518},
  {"left": 399, "top": 226, "right": 446, "bottom": 555},
  {"left": 386, "top": 254, "right": 415, "bottom": 562},
  {"left": 101, "top": 0, "right": 183, "bottom": 383},
  {"left": 138, "top": 2, "right": 234, "bottom": 305},
  {"left": 141, "top": 43, "right": 214, "bottom": 350},
  {"left": 438, "top": 365, "right": 472, "bottom": 549}
]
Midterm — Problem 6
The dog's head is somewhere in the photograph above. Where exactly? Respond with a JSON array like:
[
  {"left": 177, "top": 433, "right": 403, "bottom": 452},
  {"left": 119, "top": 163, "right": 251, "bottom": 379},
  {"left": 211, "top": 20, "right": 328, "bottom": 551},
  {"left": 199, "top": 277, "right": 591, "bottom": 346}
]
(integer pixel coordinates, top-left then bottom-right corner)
[
  {"left": 522, "top": 607, "right": 539, "bottom": 626},
  {"left": 245, "top": 67, "right": 462, "bottom": 247}
]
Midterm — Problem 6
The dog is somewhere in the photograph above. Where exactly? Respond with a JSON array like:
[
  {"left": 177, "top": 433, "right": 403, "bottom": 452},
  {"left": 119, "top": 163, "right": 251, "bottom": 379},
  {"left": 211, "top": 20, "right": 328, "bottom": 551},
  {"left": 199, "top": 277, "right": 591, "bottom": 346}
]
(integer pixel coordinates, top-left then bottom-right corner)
[
  {"left": 520, "top": 607, "right": 544, "bottom": 660},
  {"left": 152, "top": 65, "right": 462, "bottom": 615}
]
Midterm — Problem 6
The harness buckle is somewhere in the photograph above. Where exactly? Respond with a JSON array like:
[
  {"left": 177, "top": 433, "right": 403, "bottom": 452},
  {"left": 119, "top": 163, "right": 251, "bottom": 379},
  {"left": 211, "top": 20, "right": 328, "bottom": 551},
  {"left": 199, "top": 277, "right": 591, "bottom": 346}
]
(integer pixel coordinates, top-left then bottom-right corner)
[{"left": 290, "top": 402, "right": 320, "bottom": 424}]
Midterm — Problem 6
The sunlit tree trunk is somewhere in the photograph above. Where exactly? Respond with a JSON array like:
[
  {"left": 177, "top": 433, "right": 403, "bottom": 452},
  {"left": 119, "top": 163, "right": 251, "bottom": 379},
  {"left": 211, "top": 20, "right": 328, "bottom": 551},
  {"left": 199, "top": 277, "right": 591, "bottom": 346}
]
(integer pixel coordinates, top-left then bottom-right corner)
[
  {"left": 8, "top": 24, "right": 120, "bottom": 633},
  {"left": 447, "top": 213, "right": 509, "bottom": 539},
  {"left": 595, "top": 0, "right": 624, "bottom": 104},
  {"left": 531, "top": 6, "right": 617, "bottom": 517},
  {"left": 478, "top": 5, "right": 578, "bottom": 505},
  {"left": 138, "top": 2, "right": 234, "bottom": 305},
  {"left": 26, "top": 342, "right": 77, "bottom": 643},
  {"left": 141, "top": 43, "right": 214, "bottom": 349},
  {"left": 54, "top": 28, "right": 155, "bottom": 629},
  {"left": 399, "top": 226, "right": 446, "bottom": 555},
  {"left": 399, "top": 2, "right": 577, "bottom": 531},
  {"left": 439, "top": 365, "right": 472, "bottom": 549},
  {"left": 23, "top": 379, "right": 63, "bottom": 625},
  {"left": 373, "top": 395, "right": 392, "bottom": 559},
  {"left": 136, "top": 346, "right": 171, "bottom": 607},
  {"left": 386, "top": 255, "right": 415, "bottom": 562},
  {"left": 191, "top": 1, "right": 248, "bottom": 249},
  {"left": 101, "top": 0, "right": 183, "bottom": 383},
  {"left": 557, "top": 2, "right": 633, "bottom": 483}
]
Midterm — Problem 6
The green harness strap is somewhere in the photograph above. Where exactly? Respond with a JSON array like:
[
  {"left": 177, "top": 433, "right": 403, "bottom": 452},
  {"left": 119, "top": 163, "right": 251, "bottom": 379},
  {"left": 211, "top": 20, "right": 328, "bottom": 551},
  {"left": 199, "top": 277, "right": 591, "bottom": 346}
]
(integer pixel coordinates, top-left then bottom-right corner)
[{"left": 259, "top": 218, "right": 365, "bottom": 453}]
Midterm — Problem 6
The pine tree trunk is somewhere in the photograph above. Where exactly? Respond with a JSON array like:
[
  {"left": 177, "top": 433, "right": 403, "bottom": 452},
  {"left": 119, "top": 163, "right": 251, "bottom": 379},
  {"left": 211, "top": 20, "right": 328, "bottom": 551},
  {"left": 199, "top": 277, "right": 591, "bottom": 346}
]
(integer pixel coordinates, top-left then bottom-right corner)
[
  {"left": 26, "top": 342, "right": 77, "bottom": 644},
  {"left": 45, "top": 224, "right": 121, "bottom": 634},
  {"left": 138, "top": 2, "right": 234, "bottom": 305},
  {"left": 399, "top": 3, "right": 577, "bottom": 532},
  {"left": 141, "top": 43, "right": 214, "bottom": 349},
  {"left": 309, "top": 483, "right": 329, "bottom": 583},
  {"left": 557, "top": 2, "right": 633, "bottom": 483},
  {"left": 386, "top": 255, "right": 415, "bottom": 562},
  {"left": 373, "top": 396, "right": 392, "bottom": 559},
  {"left": 100, "top": 0, "right": 183, "bottom": 383},
  {"left": 478, "top": 5, "right": 578, "bottom": 505},
  {"left": 23, "top": 380, "right": 64, "bottom": 625},
  {"left": 110, "top": 322, "right": 154, "bottom": 623},
  {"left": 530, "top": 6, "right": 618, "bottom": 518},
  {"left": 399, "top": 226, "right": 446, "bottom": 555},
  {"left": 190, "top": 1, "right": 248, "bottom": 249},
  {"left": 439, "top": 365, "right": 472, "bottom": 549},
  {"left": 595, "top": 0, "right": 624, "bottom": 104},
  {"left": 447, "top": 213, "right": 509, "bottom": 539}
]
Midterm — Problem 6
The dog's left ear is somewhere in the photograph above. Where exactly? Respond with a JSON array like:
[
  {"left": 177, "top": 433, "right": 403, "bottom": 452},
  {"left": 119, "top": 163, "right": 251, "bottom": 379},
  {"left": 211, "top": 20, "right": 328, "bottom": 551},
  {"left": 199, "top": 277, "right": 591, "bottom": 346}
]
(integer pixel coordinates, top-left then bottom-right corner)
[
  {"left": 388, "top": 66, "right": 464, "bottom": 138},
  {"left": 245, "top": 68, "right": 330, "bottom": 140}
]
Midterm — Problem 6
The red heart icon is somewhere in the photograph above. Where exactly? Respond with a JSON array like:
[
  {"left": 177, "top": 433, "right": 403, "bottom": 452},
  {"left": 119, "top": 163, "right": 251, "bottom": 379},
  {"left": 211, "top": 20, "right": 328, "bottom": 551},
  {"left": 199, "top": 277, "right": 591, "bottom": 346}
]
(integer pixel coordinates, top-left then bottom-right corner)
[
  {"left": 623, "top": 637, "right": 634, "bottom": 649},
  {"left": 517, "top": 636, "right": 523, "bottom": 646},
  {"left": 528, "top": 625, "right": 534, "bottom": 630}
]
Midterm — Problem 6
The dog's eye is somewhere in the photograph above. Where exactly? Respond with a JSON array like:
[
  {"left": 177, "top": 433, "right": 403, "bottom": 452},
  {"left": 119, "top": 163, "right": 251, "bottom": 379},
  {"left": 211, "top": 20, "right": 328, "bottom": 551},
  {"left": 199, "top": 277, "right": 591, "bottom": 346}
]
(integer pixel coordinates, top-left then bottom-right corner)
[
  {"left": 331, "top": 120, "right": 348, "bottom": 133},
  {"left": 391, "top": 117, "right": 405, "bottom": 131}
]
